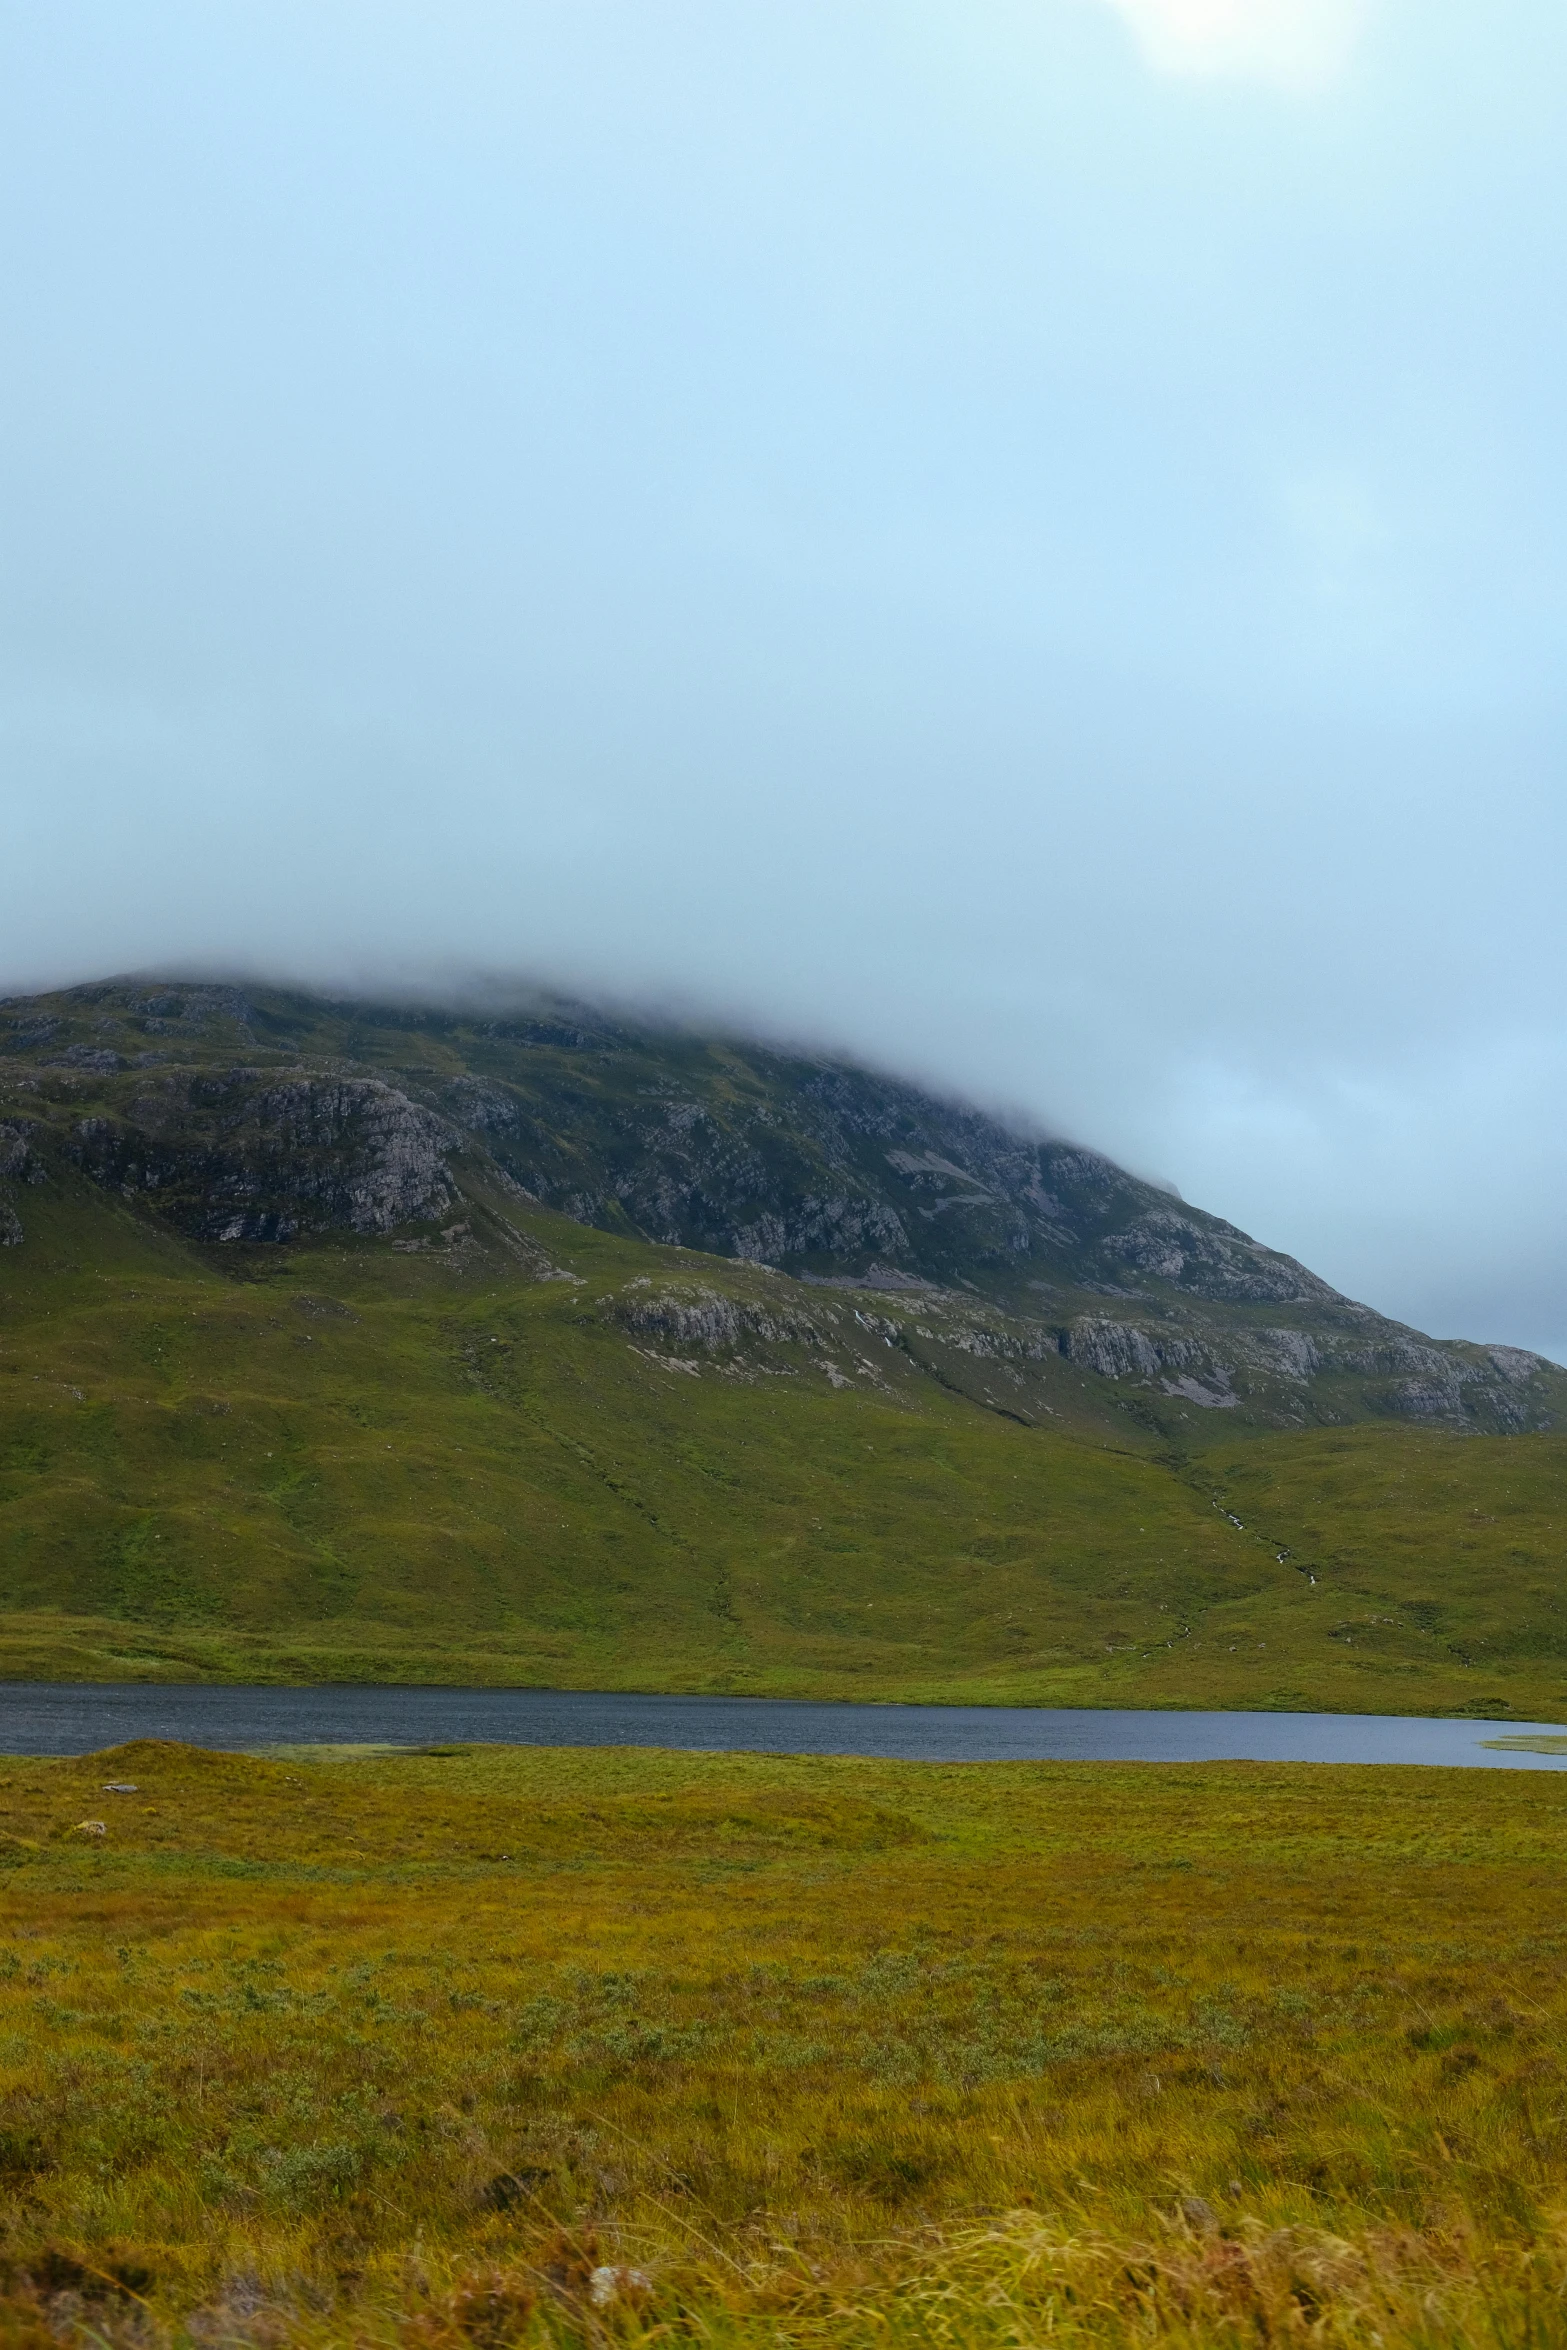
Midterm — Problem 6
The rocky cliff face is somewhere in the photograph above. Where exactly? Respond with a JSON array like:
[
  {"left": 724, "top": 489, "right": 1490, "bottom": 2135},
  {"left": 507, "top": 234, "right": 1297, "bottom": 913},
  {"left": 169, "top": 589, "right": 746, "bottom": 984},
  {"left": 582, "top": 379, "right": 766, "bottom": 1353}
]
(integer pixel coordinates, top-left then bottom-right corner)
[
  {"left": 434, "top": 1050, "right": 1338, "bottom": 1311},
  {"left": 0, "top": 975, "right": 1560, "bottom": 1438},
  {"left": 64, "top": 1072, "right": 458, "bottom": 1241}
]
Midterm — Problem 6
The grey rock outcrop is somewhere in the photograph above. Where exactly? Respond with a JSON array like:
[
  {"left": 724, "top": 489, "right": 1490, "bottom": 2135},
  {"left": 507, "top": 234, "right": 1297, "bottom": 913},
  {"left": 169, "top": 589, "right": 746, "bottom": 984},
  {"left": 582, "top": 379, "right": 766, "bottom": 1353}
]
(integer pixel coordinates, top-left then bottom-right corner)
[
  {"left": 614, "top": 1282, "right": 826, "bottom": 1351},
  {"left": 67, "top": 1075, "right": 459, "bottom": 1241},
  {"left": 1097, "top": 1209, "right": 1334, "bottom": 1305}
]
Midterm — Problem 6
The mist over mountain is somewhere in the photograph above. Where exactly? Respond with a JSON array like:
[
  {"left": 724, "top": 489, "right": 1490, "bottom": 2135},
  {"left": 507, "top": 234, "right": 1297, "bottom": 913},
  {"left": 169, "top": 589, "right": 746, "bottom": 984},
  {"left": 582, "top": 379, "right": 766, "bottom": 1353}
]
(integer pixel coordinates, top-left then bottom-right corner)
[
  {"left": 4, "top": 976, "right": 1559, "bottom": 1443},
  {"left": 5, "top": 5, "right": 1567, "bottom": 1377}
]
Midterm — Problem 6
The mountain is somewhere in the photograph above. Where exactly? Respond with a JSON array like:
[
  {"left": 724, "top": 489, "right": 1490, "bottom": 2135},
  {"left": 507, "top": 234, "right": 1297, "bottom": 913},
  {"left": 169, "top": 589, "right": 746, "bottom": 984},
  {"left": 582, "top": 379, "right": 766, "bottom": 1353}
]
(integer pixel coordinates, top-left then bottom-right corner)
[
  {"left": 3, "top": 975, "right": 1558, "bottom": 1438},
  {"left": 1, "top": 974, "right": 1564, "bottom": 1715}
]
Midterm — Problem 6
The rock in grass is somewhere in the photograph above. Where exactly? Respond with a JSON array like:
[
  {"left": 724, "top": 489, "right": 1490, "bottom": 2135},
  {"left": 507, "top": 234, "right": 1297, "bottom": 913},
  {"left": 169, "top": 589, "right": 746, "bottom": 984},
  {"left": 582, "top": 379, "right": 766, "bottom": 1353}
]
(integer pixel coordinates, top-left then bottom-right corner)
[{"left": 588, "top": 2265, "right": 651, "bottom": 2309}]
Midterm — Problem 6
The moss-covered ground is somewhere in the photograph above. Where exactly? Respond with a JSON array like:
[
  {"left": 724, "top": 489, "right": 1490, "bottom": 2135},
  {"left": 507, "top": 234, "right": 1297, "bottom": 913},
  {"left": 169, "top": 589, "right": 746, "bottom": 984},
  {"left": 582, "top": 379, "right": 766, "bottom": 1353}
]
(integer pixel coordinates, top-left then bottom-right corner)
[{"left": 3, "top": 1739, "right": 1567, "bottom": 2346}]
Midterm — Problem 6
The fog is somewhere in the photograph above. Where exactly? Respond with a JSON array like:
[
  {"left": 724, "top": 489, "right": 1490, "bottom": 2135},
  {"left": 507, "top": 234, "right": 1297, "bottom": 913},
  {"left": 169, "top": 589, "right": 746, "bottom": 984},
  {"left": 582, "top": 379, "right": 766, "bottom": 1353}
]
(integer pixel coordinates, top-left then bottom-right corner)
[{"left": 2, "top": 1, "right": 1564, "bottom": 1359}]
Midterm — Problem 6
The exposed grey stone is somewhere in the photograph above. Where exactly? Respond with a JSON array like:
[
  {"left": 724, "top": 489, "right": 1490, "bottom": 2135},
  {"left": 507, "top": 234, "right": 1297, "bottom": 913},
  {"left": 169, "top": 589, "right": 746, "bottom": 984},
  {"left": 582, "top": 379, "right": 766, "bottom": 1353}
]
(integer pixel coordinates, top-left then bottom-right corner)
[
  {"left": 0, "top": 1122, "right": 36, "bottom": 1180},
  {"left": 1253, "top": 1329, "right": 1321, "bottom": 1380},
  {"left": 5, "top": 1016, "right": 58, "bottom": 1047},
  {"left": 1392, "top": 1375, "right": 1466, "bottom": 1421},
  {"left": 615, "top": 1283, "right": 826, "bottom": 1351},
  {"left": 1161, "top": 1373, "right": 1238, "bottom": 1409},
  {"left": 800, "top": 1265, "right": 938, "bottom": 1291},
  {"left": 1066, "top": 1319, "right": 1165, "bottom": 1380},
  {"left": 68, "top": 1075, "right": 458, "bottom": 1240},
  {"left": 1099, "top": 1210, "right": 1334, "bottom": 1305},
  {"left": 48, "top": 1045, "right": 128, "bottom": 1073}
]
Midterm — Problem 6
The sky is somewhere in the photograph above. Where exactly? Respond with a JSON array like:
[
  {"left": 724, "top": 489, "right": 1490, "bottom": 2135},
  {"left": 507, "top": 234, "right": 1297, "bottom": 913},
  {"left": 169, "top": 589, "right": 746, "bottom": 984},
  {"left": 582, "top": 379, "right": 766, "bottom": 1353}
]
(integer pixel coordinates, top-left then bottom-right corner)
[{"left": 2, "top": 0, "right": 1564, "bottom": 1361}]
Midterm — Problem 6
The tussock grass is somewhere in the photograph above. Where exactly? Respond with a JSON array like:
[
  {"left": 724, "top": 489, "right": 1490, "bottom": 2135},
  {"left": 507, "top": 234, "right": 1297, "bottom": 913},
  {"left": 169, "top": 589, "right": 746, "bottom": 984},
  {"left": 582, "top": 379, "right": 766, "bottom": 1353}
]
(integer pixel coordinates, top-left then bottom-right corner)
[{"left": 3, "top": 1740, "right": 1567, "bottom": 2343}]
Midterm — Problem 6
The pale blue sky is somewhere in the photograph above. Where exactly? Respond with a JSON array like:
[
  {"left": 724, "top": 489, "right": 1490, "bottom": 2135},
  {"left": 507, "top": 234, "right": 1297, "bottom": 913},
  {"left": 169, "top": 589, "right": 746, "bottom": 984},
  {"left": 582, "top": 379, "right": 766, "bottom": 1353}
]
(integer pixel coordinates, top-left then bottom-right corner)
[{"left": 2, "top": 1, "right": 1564, "bottom": 1358}]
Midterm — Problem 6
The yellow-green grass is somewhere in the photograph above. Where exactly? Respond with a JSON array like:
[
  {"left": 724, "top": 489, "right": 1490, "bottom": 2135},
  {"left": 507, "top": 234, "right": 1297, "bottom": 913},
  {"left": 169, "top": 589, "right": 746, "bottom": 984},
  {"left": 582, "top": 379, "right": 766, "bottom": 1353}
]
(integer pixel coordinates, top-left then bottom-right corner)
[
  {"left": 4, "top": 1739, "right": 1567, "bottom": 2344},
  {"left": 1196, "top": 1424, "right": 1567, "bottom": 1704},
  {"left": 3, "top": 1175, "right": 1567, "bottom": 1717}
]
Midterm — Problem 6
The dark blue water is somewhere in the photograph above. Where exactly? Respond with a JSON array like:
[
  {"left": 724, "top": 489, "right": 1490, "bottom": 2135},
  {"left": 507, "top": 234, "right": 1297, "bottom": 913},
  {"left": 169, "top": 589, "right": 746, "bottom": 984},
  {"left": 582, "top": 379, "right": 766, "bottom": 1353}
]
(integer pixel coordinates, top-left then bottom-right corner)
[{"left": 1, "top": 1682, "right": 1564, "bottom": 1767}]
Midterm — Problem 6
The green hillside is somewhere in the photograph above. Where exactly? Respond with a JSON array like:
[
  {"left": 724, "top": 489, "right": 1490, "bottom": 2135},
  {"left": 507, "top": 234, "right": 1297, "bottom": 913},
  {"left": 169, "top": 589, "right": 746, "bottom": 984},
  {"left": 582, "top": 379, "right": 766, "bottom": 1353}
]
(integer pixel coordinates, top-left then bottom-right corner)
[
  {"left": 1, "top": 976, "right": 1563, "bottom": 1713},
  {"left": 1, "top": 1144, "right": 1564, "bottom": 1715}
]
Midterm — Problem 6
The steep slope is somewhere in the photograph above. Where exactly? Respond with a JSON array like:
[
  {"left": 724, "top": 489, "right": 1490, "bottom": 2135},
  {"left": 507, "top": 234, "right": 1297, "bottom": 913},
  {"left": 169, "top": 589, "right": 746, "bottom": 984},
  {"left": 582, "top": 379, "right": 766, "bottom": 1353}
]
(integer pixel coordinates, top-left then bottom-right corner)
[{"left": 2, "top": 975, "right": 1560, "bottom": 1441}]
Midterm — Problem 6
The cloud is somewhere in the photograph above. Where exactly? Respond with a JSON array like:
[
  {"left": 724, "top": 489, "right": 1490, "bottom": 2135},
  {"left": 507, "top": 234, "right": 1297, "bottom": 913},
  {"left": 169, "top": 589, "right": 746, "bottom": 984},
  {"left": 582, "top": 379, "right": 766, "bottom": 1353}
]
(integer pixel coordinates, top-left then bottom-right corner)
[
  {"left": 3, "top": 0, "right": 1563, "bottom": 1370},
  {"left": 1095, "top": 0, "right": 1370, "bottom": 91}
]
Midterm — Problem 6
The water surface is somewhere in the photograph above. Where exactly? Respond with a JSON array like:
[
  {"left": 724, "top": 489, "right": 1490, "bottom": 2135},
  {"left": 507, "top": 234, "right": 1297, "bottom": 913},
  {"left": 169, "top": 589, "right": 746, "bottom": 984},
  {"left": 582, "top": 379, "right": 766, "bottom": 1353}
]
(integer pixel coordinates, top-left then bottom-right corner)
[{"left": 2, "top": 1682, "right": 1565, "bottom": 1767}]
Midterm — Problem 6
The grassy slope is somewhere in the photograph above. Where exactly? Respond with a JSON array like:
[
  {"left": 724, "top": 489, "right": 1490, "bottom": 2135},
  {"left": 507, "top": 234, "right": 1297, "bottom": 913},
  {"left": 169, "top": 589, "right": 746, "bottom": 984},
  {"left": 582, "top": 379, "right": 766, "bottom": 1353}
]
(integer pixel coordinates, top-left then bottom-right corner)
[
  {"left": 1189, "top": 1427, "right": 1567, "bottom": 1695},
  {"left": 4, "top": 1738, "right": 1567, "bottom": 2345},
  {"left": 2, "top": 1171, "right": 1565, "bottom": 1716}
]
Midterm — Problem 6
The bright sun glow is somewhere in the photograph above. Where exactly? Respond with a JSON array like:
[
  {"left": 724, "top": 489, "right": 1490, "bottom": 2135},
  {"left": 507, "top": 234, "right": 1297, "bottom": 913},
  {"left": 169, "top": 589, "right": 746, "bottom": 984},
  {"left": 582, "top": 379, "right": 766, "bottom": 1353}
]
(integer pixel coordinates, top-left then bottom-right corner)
[{"left": 1096, "top": 0, "right": 1369, "bottom": 90}]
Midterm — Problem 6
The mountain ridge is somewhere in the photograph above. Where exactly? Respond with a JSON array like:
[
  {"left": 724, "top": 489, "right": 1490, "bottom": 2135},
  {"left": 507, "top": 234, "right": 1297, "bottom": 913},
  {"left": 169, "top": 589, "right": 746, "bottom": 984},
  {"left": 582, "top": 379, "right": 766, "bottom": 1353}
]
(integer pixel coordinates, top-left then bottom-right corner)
[{"left": 2, "top": 973, "right": 1559, "bottom": 1442}]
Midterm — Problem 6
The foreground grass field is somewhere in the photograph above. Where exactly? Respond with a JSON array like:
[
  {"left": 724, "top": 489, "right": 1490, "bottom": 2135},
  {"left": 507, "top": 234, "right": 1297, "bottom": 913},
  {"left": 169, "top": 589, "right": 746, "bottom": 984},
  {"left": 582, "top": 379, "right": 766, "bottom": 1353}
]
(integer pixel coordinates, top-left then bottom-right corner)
[{"left": 4, "top": 1739, "right": 1567, "bottom": 2344}]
